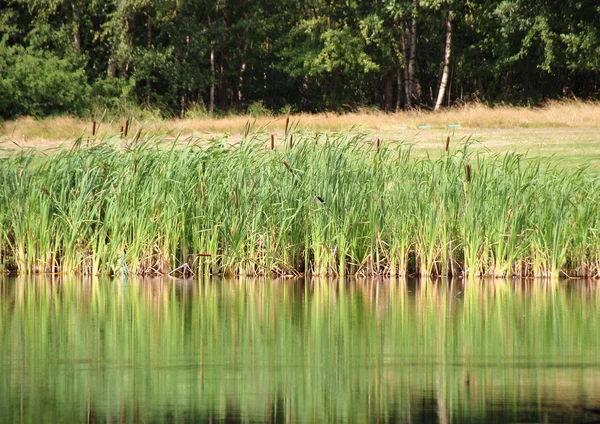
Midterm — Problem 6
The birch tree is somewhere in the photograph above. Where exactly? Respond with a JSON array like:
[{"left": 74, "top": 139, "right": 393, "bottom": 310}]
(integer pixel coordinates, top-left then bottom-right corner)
[{"left": 434, "top": 9, "right": 452, "bottom": 111}]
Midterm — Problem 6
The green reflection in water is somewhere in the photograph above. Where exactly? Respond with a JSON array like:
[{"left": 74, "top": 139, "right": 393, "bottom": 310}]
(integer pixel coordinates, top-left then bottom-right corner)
[{"left": 0, "top": 278, "right": 599, "bottom": 423}]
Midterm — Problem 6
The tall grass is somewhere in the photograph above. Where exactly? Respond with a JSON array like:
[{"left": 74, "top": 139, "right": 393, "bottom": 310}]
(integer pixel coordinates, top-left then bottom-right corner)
[
  {"left": 4, "top": 101, "right": 600, "bottom": 144},
  {"left": 0, "top": 130, "right": 598, "bottom": 277}
]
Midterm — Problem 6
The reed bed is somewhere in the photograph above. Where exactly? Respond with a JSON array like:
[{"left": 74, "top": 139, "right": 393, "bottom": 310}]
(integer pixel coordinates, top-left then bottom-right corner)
[{"left": 0, "top": 130, "right": 598, "bottom": 278}]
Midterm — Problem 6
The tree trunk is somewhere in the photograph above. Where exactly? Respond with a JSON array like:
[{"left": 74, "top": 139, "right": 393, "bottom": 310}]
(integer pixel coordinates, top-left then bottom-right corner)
[
  {"left": 396, "top": 69, "right": 402, "bottom": 111},
  {"left": 147, "top": 14, "right": 152, "bottom": 48},
  {"left": 407, "top": 2, "right": 417, "bottom": 108},
  {"left": 208, "top": 15, "right": 215, "bottom": 115},
  {"left": 434, "top": 10, "right": 453, "bottom": 112},
  {"left": 400, "top": 23, "right": 410, "bottom": 109},
  {"left": 238, "top": 16, "right": 248, "bottom": 104},
  {"left": 146, "top": 13, "right": 152, "bottom": 103},
  {"left": 218, "top": 11, "right": 229, "bottom": 111},
  {"left": 72, "top": 4, "right": 82, "bottom": 53},
  {"left": 108, "top": 57, "right": 118, "bottom": 77},
  {"left": 219, "top": 61, "right": 228, "bottom": 111},
  {"left": 108, "top": 0, "right": 120, "bottom": 77},
  {"left": 210, "top": 47, "right": 215, "bottom": 115},
  {"left": 384, "top": 71, "right": 393, "bottom": 112}
]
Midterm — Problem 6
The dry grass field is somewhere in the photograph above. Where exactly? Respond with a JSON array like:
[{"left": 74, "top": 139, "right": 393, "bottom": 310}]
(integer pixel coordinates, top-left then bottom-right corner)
[{"left": 2, "top": 101, "right": 599, "bottom": 169}]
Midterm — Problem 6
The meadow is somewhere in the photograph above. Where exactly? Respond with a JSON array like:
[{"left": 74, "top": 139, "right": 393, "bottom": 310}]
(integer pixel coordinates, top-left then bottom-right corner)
[
  {"left": 0, "top": 121, "right": 598, "bottom": 277},
  {"left": 2, "top": 102, "right": 600, "bottom": 170}
]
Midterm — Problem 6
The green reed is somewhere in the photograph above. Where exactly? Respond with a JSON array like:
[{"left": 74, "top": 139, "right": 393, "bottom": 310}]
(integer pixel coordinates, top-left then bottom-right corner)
[{"left": 0, "top": 130, "right": 599, "bottom": 277}]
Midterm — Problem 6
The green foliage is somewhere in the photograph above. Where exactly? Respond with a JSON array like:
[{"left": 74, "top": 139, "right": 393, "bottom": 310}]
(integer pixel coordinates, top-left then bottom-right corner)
[
  {"left": 0, "top": 44, "right": 90, "bottom": 117},
  {"left": 0, "top": 0, "right": 598, "bottom": 117},
  {"left": 89, "top": 76, "right": 136, "bottom": 114},
  {"left": 247, "top": 100, "right": 271, "bottom": 117}
]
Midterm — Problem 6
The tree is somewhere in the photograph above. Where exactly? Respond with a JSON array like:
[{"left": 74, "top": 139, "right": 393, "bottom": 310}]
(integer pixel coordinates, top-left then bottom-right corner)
[
  {"left": 0, "top": 0, "right": 598, "bottom": 118},
  {"left": 434, "top": 9, "right": 452, "bottom": 111}
]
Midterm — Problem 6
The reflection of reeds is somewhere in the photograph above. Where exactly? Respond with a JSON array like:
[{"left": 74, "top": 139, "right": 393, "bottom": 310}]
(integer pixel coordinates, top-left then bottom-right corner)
[
  {"left": 0, "top": 131, "right": 598, "bottom": 278},
  {"left": 1, "top": 277, "right": 599, "bottom": 423}
]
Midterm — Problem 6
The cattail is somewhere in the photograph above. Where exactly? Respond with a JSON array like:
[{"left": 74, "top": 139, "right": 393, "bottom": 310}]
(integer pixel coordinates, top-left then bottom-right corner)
[
  {"left": 283, "top": 161, "right": 293, "bottom": 174},
  {"left": 284, "top": 115, "right": 290, "bottom": 134},
  {"left": 289, "top": 134, "right": 293, "bottom": 149},
  {"left": 315, "top": 195, "right": 325, "bottom": 203},
  {"left": 270, "top": 134, "right": 274, "bottom": 150},
  {"left": 376, "top": 138, "right": 381, "bottom": 151},
  {"left": 134, "top": 130, "right": 141, "bottom": 144},
  {"left": 92, "top": 121, "right": 96, "bottom": 136},
  {"left": 445, "top": 136, "right": 450, "bottom": 152},
  {"left": 124, "top": 119, "right": 130, "bottom": 137},
  {"left": 41, "top": 187, "right": 50, "bottom": 196},
  {"left": 466, "top": 164, "right": 471, "bottom": 182}
]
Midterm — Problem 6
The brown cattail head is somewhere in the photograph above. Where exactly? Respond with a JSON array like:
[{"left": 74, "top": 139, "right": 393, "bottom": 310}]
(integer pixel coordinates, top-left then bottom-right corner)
[
  {"left": 445, "top": 136, "right": 450, "bottom": 152},
  {"left": 270, "top": 134, "right": 275, "bottom": 150},
  {"left": 466, "top": 164, "right": 471, "bottom": 182},
  {"left": 41, "top": 187, "right": 50, "bottom": 196},
  {"left": 124, "top": 119, "right": 130, "bottom": 137},
  {"left": 289, "top": 134, "right": 293, "bottom": 149},
  {"left": 92, "top": 121, "right": 97, "bottom": 136},
  {"left": 315, "top": 195, "right": 325, "bottom": 203},
  {"left": 283, "top": 161, "right": 292, "bottom": 173},
  {"left": 284, "top": 115, "right": 290, "bottom": 134},
  {"left": 376, "top": 138, "right": 381, "bottom": 151},
  {"left": 134, "top": 130, "right": 141, "bottom": 144}
]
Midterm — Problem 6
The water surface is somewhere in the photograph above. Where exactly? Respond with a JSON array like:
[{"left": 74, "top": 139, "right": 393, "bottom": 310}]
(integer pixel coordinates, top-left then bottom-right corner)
[{"left": 1, "top": 278, "right": 599, "bottom": 423}]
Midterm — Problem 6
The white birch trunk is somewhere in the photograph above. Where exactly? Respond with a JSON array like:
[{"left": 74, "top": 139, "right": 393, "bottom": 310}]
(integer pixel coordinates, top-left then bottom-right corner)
[
  {"left": 210, "top": 48, "right": 215, "bottom": 116},
  {"left": 434, "top": 10, "right": 453, "bottom": 112}
]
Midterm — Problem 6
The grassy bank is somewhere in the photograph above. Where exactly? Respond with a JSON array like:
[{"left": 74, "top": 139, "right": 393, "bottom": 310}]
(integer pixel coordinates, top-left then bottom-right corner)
[{"left": 0, "top": 130, "right": 598, "bottom": 278}]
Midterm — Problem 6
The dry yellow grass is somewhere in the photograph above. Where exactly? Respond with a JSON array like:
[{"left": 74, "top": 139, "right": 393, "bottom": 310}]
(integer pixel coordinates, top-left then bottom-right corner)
[{"left": 1, "top": 101, "right": 599, "bottom": 153}]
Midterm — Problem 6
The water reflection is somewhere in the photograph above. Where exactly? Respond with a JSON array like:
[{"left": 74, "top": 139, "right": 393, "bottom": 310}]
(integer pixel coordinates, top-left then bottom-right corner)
[{"left": 0, "top": 277, "right": 599, "bottom": 423}]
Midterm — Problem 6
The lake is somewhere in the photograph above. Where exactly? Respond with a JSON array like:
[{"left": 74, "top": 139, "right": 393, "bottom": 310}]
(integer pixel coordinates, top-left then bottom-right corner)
[{"left": 1, "top": 277, "right": 599, "bottom": 423}]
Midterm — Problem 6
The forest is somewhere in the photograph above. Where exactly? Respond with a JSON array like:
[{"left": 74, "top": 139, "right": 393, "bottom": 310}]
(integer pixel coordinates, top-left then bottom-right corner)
[{"left": 0, "top": 0, "right": 599, "bottom": 119}]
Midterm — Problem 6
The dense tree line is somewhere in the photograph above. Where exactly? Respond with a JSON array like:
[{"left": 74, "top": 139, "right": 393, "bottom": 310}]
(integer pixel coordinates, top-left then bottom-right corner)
[{"left": 0, "top": 0, "right": 598, "bottom": 118}]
